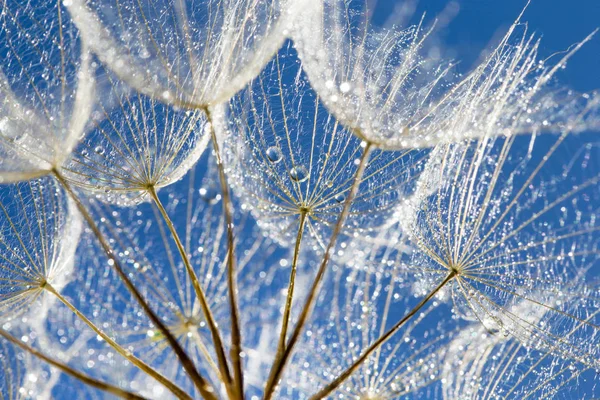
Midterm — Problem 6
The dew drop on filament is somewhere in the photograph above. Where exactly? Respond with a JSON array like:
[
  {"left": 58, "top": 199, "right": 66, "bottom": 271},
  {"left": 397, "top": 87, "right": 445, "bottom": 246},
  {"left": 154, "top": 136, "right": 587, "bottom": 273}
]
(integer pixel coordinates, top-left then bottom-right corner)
[
  {"left": 289, "top": 166, "right": 308, "bottom": 182},
  {"left": 266, "top": 146, "right": 282, "bottom": 163},
  {"left": 199, "top": 187, "right": 219, "bottom": 204}
]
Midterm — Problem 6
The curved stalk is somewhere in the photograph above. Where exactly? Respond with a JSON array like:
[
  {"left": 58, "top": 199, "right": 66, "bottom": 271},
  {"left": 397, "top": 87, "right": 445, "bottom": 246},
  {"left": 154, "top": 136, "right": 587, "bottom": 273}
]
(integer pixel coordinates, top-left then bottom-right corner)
[
  {"left": 263, "top": 142, "right": 373, "bottom": 400},
  {"left": 274, "top": 210, "right": 307, "bottom": 363},
  {"left": 51, "top": 169, "right": 218, "bottom": 400},
  {"left": 43, "top": 283, "right": 192, "bottom": 400},
  {"left": 148, "top": 186, "right": 234, "bottom": 398},
  {"left": 310, "top": 271, "right": 456, "bottom": 399},
  {"left": 0, "top": 328, "right": 148, "bottom": 400},
  {"left": 205, "top": 106, "right": 245, "bottom": 400}
]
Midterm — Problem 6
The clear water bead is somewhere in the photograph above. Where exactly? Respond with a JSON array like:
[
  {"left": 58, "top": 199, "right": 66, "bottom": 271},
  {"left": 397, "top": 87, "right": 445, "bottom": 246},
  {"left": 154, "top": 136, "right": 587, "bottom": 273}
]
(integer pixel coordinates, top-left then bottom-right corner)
[
  {"left": 289, "top": 166, "right": 308, "bottom": 182},
  {"left": 199, "top": 186, "right": 219, "bottom": 203},
  {"left": 266, "top": 146, "right": 282, "bottom": 163}
]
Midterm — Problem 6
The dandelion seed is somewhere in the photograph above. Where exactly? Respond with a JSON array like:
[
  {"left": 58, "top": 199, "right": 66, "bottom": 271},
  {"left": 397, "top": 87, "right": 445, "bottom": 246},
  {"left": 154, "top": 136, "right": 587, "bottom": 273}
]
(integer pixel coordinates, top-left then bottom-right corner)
[
  {"left": 443, "top": 300, "right": 600, "bottom": 399},
  {"left": 0, "top": 178, "right": 82, "bottom": 322},
  {"left": 292, "top": 1, "right": 600, "bottom": 149},
  {"left": 64, "top": 87, "right": 210, "bottom": 206},
  {"left": 66, "top": 0, "right": 310, "bottom": 108},
  {"left": 400, "top": 134, "right": 600, "bottom": 368},
  {"left": 226, "top": 46, "right": 426, "bottom": 247},
  {"left": 0, "top": 2, "right": 94, "bottom": 182},
  {"left": 1, "top": 1, "right": 599, "bottom": 398},
  {"left": 76, "top": 157, "right": 281, "bottom": 395}
]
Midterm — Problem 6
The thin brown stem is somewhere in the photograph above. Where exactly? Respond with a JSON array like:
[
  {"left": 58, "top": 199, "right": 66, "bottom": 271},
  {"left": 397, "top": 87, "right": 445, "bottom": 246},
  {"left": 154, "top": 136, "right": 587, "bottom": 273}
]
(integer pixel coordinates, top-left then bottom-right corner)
[
  {"left": 310, "top": 271, "right": 456, "bottom": 399},
  {"left": 51, "top": 169, "right": 218, "bottom": 400},
  {"left": 148, "top": 185, "right": 234, "bottom": 397},
  {"left": 205, "top": 106, "right": 244, "bottom": 400},
  {"left": 43, "top": 283, "right": 192, "bottom": 400},
  {"left": 275, "top": 210, "right": 308, "bottom": 362},
  {"left": 263, "top": 142, "right": 373, "bottom": 400},
  {"left": 0, "top": 328, "right": 147, "bottom": 400}
]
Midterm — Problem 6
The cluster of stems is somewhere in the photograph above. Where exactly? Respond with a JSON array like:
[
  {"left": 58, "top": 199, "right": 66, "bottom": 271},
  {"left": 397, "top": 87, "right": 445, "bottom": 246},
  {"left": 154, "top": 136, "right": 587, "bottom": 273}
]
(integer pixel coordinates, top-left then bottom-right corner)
[{"left": 5, "top": 119, "right": 457, "bottom": 400}]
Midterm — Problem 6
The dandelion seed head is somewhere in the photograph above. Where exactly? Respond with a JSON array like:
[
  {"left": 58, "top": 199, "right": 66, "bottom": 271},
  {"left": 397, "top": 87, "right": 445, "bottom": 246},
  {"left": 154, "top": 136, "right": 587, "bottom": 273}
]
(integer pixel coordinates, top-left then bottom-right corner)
[
  {"left": 64, "top": 89, "right": 210, "bottom": 207},
  {"left": 66, "top": 156, "right": 282, "bottom": 394},
  {"left": 1, "top": 1, "right": 599, "bottom": 398},
  {"left": 393, "top": 134, "right": 600, "bottom": 368},
  {"left": 0, "top": 2, "right": 94, "bottom": 182},
  {"left": 67, "top": 0, "right": 302, "bottom": 108},
  {"left": 292, "top": 1, "right": 600, "bottom": 150},
  {"left": 442, "top": 306, "right": 600, "bottom": 399},
  {"left": 0, "top": 178, "right": 82, "bottom": 323},
  {"left": 226, "top": 46, "right": 427, "bottom": 248}
]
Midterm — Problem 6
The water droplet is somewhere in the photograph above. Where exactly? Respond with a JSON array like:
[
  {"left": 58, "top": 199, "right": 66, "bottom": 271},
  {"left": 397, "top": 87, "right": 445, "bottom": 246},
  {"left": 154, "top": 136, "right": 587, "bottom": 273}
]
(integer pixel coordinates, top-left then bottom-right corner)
[
  {"left": 138, "top": 47, "right": 150, "bottom": 59},
  {"left": 335, "top": 193, "right": 345, "bottom": 203},
  {"left": 339, "top": 82, "right": 351, "bottom": 93},
  {"left": 266, "top": 146, "right": 282, "bottom": 163},
  {"left": 94, "top": 146, "right": 105, "bottom": 155},
  {"left": 289, "top": 166, "right": 308, "bottom": 183},
  {"left": 199, "top": 186, "right": 219, "bottom": 204}
]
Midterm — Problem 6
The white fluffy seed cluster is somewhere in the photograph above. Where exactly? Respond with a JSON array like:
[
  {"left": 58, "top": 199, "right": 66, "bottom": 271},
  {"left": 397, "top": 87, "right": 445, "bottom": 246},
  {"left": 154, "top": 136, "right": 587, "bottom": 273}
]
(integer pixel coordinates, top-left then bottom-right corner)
[{"left": 0, "top": 1, "right": 599, "bottom": 399}]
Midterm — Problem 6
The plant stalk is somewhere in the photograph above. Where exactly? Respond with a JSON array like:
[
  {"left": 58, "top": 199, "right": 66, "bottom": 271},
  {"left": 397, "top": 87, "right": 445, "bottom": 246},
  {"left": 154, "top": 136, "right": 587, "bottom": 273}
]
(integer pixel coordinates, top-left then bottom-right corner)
[
  {"left": 205, "top": 106, "right": 245, "bottom": 400},
  {"left": 274, "top": 210, "right": 307, "bottom": 365},
  {"left": 310, "top": 271, "right": 456, "bottom": 399},
  {"left": 51, "top": 169, "right": 218, "bottom": 400},
  {"left": 263, "top": 142, "right": 373, "bottom": 400},
  {"left": 148, "top": 186, "right": 234, "bottom": 397},
  {"left": 0, "top": 328, "right": 148, "bottom": 400},
  {"left": 43, "top": 283, "right": 192, "bottom": 400},
  {"left": 190, "top": 328, "right": 224, "bottom": 381}
]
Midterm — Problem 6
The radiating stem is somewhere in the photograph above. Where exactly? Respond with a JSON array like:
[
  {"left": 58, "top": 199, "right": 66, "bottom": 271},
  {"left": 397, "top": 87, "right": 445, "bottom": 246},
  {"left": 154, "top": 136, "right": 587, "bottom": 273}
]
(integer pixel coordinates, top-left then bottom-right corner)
[
  {"left": 51, "top": 169, "right": 218, "bottom": 400},
  {"left": 204, "top": 106, "right": 245, "bottom": 400},
  {"left": 148, "top": 186, "right": 234, "bottom": 397},
  {"left": 190, "top": 328, "right": 223, "bottom": 381},
  {"left": 0, "top": 328, "right": 147, "bottom": 400},
  {"left": 43, "top": 282, "right": 192, "bottom": 400},
  {"left": 263, "top": 142, "right": 373, "bottom": 400},
  {"left": 310, "top": 271, "right": 456, "bottom": 399},
  {"left": 274, "top": 210, "right": 307, "bottom": 364}
]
